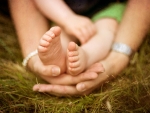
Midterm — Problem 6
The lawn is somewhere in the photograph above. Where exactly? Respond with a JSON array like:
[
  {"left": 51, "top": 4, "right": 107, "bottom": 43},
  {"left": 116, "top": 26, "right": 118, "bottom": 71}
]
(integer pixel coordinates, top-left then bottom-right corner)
[{"left": 0, "top": 2, "right": 150, "bottom": 113}]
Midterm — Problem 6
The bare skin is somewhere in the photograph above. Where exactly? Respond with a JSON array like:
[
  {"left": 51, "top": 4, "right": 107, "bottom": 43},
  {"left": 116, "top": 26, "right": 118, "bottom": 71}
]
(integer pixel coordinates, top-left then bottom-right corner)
[
  {"left": 38, "top": 26, "right": 66, "bottom": 74},
  {"left": 38, "top": 18, "right": 118, "bottom": 76},
  {"left": 9, "top": 0, "right": 150, "bottom": 96},
  {"left": 67, "top": 41, "right": 87, "bottom": 75},
  {"left": 38, "top": 26, "right": 87, "bottom": 75},
  {"left": 33, "top": 0, "right": 96, "bottom": 44}
]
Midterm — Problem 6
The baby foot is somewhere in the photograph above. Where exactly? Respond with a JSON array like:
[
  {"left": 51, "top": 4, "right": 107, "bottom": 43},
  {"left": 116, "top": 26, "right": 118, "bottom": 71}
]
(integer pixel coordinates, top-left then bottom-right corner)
[
  {"left": 38, "top": 26, "right": 66, "bottom": 74},
  {"left": 67, "top": 42, "right": 87, "bottom": 75}
]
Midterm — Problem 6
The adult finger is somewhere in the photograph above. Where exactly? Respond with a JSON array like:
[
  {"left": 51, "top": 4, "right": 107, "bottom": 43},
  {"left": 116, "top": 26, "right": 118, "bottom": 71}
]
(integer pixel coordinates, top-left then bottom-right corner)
[
  {"left": 28, "top": 55, "right": 61, "bottom": 77},
  {"left": 44, "top": 71, "right": 99, "bottom": 85},
  {"left": 76, "top": 73, "right": 109, "bottom": 92},
  {"left": 33, "top": 84, "right": 85, "bottom": 96},
  {"left": 42, "top": 62, "right": 105, "bottom": 85},
  {"left": 37, "top": 65, "right": 61, "bottom": 77}
]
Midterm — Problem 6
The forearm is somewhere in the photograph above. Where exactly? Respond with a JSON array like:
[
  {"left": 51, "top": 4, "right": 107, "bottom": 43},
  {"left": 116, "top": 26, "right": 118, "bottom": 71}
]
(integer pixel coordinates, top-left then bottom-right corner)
[
  {"left": 34, "top": 0, "right": 75, "bottom": 27},
  {"left": 101, "top": 0, "right": 150, "bottom": 76},
  {"left": 9, "top": 0, "right": 49, "bottom": 57},
  {"left": 115, "top": 0, "right": 150, "bottom": 51}
]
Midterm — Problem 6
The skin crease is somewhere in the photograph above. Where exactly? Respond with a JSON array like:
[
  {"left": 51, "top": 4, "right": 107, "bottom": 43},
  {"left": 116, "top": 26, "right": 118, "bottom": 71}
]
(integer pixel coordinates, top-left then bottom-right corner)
[{"left": 9, "top": 0, "right": 150, "bottom": 96}]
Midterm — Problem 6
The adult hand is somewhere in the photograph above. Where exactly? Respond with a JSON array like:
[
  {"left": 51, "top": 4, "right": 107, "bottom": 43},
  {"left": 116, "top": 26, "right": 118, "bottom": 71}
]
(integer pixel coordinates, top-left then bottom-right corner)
[
  {"left": 32, "top": 63, "right": 104, "bottom": 96},
  {"left": 76, "top": 51, "right": 130, "bottom": 92},
  {"left": 28, "top": 54, "right": 104, "bottom": 83},
  {"left": 33, "top": 51, "right": 130, "bottom": 96}
]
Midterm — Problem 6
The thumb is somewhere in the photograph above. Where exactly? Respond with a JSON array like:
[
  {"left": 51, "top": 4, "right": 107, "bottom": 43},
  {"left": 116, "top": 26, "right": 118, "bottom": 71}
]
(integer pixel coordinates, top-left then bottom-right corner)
[{"left": 37, "top": 65, "right": 61, "bottom": 77}]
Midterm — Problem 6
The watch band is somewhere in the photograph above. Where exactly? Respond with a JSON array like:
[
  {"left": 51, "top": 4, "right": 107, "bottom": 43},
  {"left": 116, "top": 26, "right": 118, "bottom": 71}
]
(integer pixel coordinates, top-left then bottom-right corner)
[{"left": 111, "top": 42, "right": 134, "bottom": 57}]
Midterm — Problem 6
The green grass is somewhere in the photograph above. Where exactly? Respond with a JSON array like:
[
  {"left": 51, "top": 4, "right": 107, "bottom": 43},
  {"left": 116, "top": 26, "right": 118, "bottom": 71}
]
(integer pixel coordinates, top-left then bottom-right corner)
[{"left": 0, "top": 12, "right": 150, "bottom": 113}]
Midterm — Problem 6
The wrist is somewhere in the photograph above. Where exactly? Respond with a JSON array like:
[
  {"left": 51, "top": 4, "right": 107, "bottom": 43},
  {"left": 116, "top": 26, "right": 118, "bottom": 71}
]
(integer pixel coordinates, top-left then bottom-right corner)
[
  {"left": 22, "top": 50, "right": 38, "bottom": 69},
  {"left": 101, "top": 51, "right": 130, "bottom": 76},
  {"left": 111, "top": 42, "right": 135, "bottom": 57}
]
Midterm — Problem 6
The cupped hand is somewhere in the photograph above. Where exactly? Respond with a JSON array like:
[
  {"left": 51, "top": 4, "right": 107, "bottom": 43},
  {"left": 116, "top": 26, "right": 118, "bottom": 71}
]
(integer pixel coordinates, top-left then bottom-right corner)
[
  {"left": 32, "top": 51, "right": 130, "bottom": 96},
  {"left": 32, "top": 64, "right": 104, "bottom": 96},
  {"left": 28, "top": 55, "right": 61, "bottom": 77},
  {"left": 44, "top": 62, "right": 105, "bottom": 85},
  {"left": 63, "top": 14, "right": 96, "bottom": 44},
  {"left": 32, "top": 72, "right": 108, "bottom": 96},
  {"left": 76, "top": 51, "right": 130, "bottom": 92},
  {"left": 28, "top": 54, "right": 104, "bottom": 84}
]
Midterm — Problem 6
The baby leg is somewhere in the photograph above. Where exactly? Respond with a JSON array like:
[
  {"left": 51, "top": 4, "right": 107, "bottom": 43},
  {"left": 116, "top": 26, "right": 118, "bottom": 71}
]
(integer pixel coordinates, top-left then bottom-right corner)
[
  {"left": 38, "top": 26, "right": 66, "bottom": 74},
  {"left": 81, "top": 18, "right": 118, "bottom": 67}
]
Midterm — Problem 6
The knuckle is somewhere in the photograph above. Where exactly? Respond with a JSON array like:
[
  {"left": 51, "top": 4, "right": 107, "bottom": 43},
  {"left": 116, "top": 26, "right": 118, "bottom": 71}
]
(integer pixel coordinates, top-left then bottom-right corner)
[
  {"left": 40, "top": 67, "right": 49, "bottom": 76},
  {"left": 61, "top": 86, "right": 68, "bottom": 94},
  {"left": 79, "top": 73, "right": 85, "bottom": 80}
]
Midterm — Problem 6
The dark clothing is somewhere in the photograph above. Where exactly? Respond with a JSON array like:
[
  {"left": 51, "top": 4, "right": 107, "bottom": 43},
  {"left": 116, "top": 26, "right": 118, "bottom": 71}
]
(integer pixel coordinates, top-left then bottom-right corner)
[
  {"left": 0, "top": 0, "right": 10, "bottom": 17},
  {"left": 64, "top": 0, "right": 125, "bottom": 17}
]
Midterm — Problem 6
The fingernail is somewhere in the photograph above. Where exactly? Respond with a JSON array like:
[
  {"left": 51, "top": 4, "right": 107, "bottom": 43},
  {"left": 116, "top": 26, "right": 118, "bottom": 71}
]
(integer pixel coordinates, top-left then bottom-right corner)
[
  {"left": 33, "top": 84, "right": 40, "bottom": 91},
  {"left": 38, "top": 89, "right": 43, "bottom": 92},
  {"left": 77, "top": 83, "right": 86, "bottom": 92},
  {"left": 52, "top": 67, "right": 60, "bottom": 76}
]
